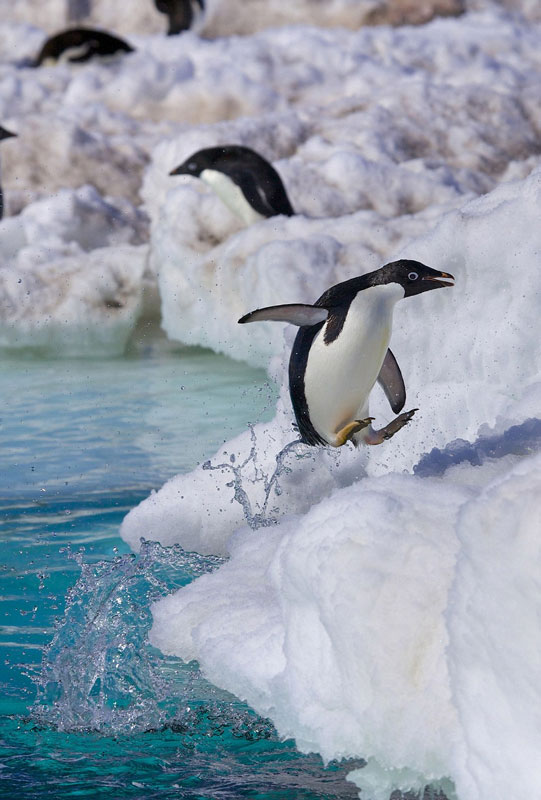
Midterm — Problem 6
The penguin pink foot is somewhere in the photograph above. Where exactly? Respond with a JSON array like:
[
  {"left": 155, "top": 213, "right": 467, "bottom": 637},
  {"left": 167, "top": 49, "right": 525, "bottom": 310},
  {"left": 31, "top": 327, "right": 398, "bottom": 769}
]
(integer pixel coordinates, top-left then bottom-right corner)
[{"left": 363, "top": 409, "right": 418, "bottom": 445}]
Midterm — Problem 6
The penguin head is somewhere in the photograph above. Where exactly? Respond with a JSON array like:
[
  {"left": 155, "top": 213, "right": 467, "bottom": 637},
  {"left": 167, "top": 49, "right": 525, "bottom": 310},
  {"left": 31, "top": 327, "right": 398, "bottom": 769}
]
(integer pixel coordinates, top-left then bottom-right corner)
[
  {"left": 379, "top": 259, "right": 454, "bottom": 297},
  {"left": 169, "top": 145, "right": 265, "bottom": 180},
  {"left": 0, "top": 125, "right": 16, "bottom": 142}
]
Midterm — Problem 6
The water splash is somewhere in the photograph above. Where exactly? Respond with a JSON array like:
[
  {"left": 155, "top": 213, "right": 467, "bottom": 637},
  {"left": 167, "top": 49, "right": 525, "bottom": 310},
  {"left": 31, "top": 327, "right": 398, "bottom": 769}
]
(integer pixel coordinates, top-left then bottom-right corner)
[
  {"left": 30, "top": 540, "right": 275, "bottom": 737},
  {"left": 202, "top": 426, "right": 313, "bottom": 529}
]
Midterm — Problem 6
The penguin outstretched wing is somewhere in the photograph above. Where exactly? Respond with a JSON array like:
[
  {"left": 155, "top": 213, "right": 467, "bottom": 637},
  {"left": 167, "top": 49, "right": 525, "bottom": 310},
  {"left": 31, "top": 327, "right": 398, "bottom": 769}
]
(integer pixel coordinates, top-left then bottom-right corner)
[
  {"left": 377, "top": 349, "right": 406, "bottom": 414},
  {"left": 239, "top": 304, "right": 328, "bottom": 326}
]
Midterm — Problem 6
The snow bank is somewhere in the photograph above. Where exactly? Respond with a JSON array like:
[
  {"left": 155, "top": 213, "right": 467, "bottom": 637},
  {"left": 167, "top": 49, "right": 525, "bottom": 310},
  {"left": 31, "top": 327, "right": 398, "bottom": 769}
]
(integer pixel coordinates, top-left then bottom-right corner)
[
  {"left": 1, "top": 5, "right": 540, "bottom": 357},
  {"left": 0, "top": 186, "right": 148, "bottom": 355},
  {"left": 447, "top": 456, "right": 541, "bottom": 800},
  {"left": 142, "top": 10, "right": 541, "bottom": 364},
  {"left": 122, "top": 164, "right": 541, "bottom": 552},
  {"left": 1, "top": 0, "right": 537, "bottom": 39},
  {"left": 0, "top": 0, "right": 467, "bottom": 38},
  {"left": 124, "top": 159, "right": 541, "bottom": 800},
  {"left": 149, "top": 450, "right": 541, "bottom": 800}
]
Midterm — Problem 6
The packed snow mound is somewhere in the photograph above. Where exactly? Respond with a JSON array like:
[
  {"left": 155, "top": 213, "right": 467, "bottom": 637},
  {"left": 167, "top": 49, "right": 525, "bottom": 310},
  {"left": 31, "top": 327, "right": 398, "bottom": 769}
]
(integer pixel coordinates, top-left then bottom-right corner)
[
  {"left": 0, "top": 186, "right": 149, "bottom": 355},
  {"left": 0, "top": 0, "right": 466, "bottom": 38},
  {"left": 2, "top": 0, "right": 538, "bottom": 38},
  {"left": 446, "top": 455, "right": 541, "bottom": 800},
  {"left": 122, "top": 164, "right": 541, "bottom": 558},
  {"left": 1, "top": 113, "right": 156, "bottom": 215},
  {"left": 149, "top": 450, "right": 541, "bottom": 800},
  {"left": 200, "top": 0, "right": 465, "bottom": 37},
  {"left": 2, "top": 7, "right": 540, "bottom": 211},
  {"left": 142, "top": 10, "right": 541, "bottom": 361}
]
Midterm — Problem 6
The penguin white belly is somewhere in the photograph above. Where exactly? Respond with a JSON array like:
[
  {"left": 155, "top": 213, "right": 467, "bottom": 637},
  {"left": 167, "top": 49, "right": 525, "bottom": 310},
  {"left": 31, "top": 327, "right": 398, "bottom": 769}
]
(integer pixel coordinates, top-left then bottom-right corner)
[
  {"left": 200, "top": 169, "right": 265, "bottom": 225},
  {"left": 47, "top": 44, "right": 93, "bottom": 66},
  {"left": 303, "top": 284, "right": 404, "bottom": 444}
]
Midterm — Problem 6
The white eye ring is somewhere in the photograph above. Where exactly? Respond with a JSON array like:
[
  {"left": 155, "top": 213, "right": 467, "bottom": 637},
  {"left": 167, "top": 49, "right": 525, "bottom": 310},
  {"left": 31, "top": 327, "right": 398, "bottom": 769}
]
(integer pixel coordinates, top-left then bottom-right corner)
[{"left": 408, "top": 271, "right": 418, "bottom": 280}]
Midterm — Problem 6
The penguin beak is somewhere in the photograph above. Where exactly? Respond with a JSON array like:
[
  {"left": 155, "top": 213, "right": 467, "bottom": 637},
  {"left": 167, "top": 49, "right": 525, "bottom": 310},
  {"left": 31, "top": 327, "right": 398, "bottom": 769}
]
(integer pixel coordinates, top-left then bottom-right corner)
[
  {"left": 422, "top": 271, "right": 455, "bottom": 288},
  {"left": 169, "top": 164, "right": 185, "bottom": 176},
  {"left": 0, "top": 128, "right": 16, "bottom": 141}
]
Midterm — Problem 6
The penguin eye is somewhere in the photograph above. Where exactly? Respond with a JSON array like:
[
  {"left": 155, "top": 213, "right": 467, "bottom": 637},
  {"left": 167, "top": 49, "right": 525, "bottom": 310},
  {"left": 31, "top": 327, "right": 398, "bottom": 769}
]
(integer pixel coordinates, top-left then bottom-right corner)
[
  {"left": 188, "top": 161, "right": 197, "bottom": 170},
  {"left": 408, "top": 271, "right": 418, "bottom": 281}
]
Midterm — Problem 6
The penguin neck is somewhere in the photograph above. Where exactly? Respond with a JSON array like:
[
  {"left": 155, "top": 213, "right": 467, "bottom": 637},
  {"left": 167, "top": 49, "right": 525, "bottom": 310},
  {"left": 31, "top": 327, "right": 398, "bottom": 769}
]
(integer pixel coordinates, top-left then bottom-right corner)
[
  {"left": 200, "top": 168, "right": 266, "bottom": 225},
  {"left": 345, "top": 283, "right": 405, "bottom": 333}
]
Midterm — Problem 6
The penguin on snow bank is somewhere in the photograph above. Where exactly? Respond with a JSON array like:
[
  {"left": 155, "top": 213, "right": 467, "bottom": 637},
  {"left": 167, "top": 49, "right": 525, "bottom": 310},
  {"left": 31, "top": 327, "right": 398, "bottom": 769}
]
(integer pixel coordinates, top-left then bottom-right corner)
[
  {"left": 154, "top": 0, "right": 205, "bottom": 35},
  {"left": 0, "top": 126, "right": 16, "bottom": 221},
  {"left": 239, "top": 260, "right": 454, "bottom": 447},
  {"left": 170, "top": 145, "right": 295, "bottom": 225},
  {"left": 34, "top": 28, "right": 134, "bottom": 67}
]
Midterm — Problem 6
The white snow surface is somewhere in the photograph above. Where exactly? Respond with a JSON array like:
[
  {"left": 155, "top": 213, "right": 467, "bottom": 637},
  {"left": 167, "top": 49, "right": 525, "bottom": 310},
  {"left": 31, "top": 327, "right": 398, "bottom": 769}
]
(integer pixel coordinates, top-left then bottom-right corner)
[
  {"left": 2, "top": 3, "right": 541, "bottom": 353},
  {"left": 1, "top": 1, "right": 541, "bottom": 798},
  {"left": 149, "top": 450, "right": 541, "bottom": 800},
  {"left": 0, "top": 0, "right": 467, "bottom": 38}
]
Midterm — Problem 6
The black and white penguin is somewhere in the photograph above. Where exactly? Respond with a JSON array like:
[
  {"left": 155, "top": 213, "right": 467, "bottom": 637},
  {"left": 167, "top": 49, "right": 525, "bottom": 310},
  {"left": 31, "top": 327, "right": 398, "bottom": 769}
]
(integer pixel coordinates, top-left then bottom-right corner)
[
  {"left": 154, "top": 0, "right": 205, "bottom": 35},
  {"left": 34, "top": 28, "right": 134, "bottom": 67},
  {"left": 0, "top": 125, "right": 16, "bottom": 221},
  {"left": 170, "top": 145, "right": 295, "bottom": 225},
  {"left": 239, "top": 260, "right": 454, "bottom": 447}
]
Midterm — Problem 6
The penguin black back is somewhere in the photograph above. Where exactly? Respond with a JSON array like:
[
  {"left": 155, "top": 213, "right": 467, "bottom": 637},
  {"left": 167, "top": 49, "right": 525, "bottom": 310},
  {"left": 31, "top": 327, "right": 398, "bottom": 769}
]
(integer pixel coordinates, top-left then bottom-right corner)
[
  {"left": 34, "top": 28, "right": 134, "bottom": 66},
  {"left": 0, "top": 125, "right": 16, "bottom": 221},
  {"left": 170, "top": 144, "right": 295, "bottom": 218},
  {"left": 154, "top": 0, "right": 205, "bottom": 35}
]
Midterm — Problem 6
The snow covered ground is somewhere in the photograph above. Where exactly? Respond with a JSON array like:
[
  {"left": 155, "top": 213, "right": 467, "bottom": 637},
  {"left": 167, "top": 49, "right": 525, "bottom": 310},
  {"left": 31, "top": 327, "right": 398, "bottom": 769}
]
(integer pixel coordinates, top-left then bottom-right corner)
[{"left": 2, "top": 1, "right": 541, "bottom": 798}]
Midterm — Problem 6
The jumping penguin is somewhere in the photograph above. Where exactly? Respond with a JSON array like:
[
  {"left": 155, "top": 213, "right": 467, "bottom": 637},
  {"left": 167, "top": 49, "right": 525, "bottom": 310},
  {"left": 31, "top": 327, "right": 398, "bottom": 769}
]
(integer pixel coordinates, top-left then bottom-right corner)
[
  {"left": 0, "top": 125, "right": 16, "bottom": 220},
  {"left": 239, "top": 260, "right": 454, "bottom": 447},
  {"left": 34, "top": 28, "right": 134, "bottom": 67},
  {"left": 170, "top": 145, "right": 295, "bottom": 225},
  {"left": 154, "top": 0, "right": 205, "bottom": 35}
]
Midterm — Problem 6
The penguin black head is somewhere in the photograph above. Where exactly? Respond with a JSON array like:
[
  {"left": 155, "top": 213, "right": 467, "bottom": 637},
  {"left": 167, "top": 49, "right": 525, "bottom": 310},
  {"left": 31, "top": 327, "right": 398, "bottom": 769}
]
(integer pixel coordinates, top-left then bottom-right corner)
[
  {"left": 0, "top": 126, "right": 16, "bottom": 142},
  {"left": 371, "top": 259, "right": 455, "bottom": 297},
  {"left": 170, "top": 145, "right": 268, "bottom": 180},
  {"left": 154, "top": 0, "right": 205, "bottom": 35},
  {"left": 170, "top": 145, "right": 295, "bottom": 219}
]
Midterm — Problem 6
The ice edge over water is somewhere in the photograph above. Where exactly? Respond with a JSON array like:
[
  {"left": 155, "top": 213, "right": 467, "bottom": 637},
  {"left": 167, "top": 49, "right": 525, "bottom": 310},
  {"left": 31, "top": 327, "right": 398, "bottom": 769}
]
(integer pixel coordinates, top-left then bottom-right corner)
[{"left": 131, "top": 168, "right": 541, "bottom": 800}]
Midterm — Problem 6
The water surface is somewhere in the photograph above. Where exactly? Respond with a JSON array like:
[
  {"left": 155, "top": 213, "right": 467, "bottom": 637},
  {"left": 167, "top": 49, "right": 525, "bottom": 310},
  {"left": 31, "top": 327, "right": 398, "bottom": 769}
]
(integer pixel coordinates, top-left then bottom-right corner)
[{"left": 1, "top": 334, "right": 362, "bottom": 799}]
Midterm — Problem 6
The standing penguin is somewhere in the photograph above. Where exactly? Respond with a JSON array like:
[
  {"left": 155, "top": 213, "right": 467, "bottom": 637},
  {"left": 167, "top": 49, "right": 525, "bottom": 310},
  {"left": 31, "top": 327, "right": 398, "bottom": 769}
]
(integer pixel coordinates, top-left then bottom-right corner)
[
  {"left": 239, "top": 260, "right": 454, "bottom": 447},
  {"left": 0, "top": 126, "right": 16, "bottom": 220},
  {"left": 170, "top": 145, "right": 295, "bottom": 225},
  {"left": 34, "top": 28, "right": 134, "bottom": 67},
  {"left": 154, "top": 0, "right": 205, "bottom": 35}
]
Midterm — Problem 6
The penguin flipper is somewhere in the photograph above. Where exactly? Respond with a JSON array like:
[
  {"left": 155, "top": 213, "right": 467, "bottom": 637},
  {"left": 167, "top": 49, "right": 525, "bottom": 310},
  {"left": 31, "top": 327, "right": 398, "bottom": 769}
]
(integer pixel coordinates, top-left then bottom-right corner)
[
  {"left": 377, "top": 349, "right": 406, "bottom": 414},
  {"left": 236, "top": 170, "right": 295, "bottom": 218},
  {"left": 238, "top": 304, "right": 328, "bottom": 326}
]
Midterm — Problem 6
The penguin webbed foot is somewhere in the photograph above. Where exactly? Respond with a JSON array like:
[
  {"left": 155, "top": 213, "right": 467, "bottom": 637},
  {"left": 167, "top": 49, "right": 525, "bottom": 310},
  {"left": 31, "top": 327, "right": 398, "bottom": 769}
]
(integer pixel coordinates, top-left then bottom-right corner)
[
  {"left": 365, "top": 408, "right": 418, "bottom": 445},
  {"left": 334, "top": 418, "right": 374, "bottom": 447}
]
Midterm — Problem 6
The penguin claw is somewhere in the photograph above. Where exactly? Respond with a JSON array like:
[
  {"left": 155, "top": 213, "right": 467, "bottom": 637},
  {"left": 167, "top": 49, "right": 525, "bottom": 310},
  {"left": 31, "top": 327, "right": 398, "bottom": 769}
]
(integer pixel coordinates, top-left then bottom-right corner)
[
  {"left": 333, "top": 417, "right": 374, "bottom": 446},
  {"left": 380, "top": 408, "right": 418, "bottom": 440}
]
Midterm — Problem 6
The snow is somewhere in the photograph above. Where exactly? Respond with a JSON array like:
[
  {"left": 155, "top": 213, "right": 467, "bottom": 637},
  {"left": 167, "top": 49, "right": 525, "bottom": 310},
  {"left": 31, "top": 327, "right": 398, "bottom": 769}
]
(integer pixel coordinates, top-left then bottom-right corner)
[
  {"left": 0, "top": 186, "right": 147, "bottom": 354},
  {"left": 1, "top": 0, "right": 541, "bottom": 798},
  {"left": 149, "top": 450, "right": 541, "bottom": 800}
]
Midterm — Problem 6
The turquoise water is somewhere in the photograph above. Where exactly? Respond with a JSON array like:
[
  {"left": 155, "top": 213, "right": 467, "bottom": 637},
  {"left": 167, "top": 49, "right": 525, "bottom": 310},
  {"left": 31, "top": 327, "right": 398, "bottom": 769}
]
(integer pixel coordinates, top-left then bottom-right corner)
[{"left": 1, "top": 332, "right": 361, "bottom": 799}]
